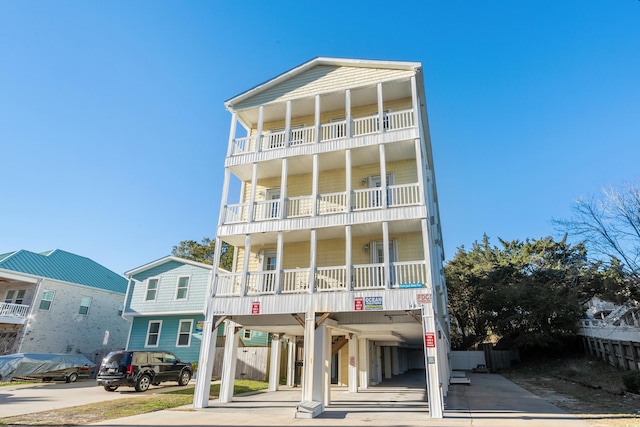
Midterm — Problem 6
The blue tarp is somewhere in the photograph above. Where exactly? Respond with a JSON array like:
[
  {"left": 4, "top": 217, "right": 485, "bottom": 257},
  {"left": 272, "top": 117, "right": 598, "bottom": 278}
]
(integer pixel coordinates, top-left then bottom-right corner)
[{"left": 0, "top": 353, "right": 95, "bottom": 382}]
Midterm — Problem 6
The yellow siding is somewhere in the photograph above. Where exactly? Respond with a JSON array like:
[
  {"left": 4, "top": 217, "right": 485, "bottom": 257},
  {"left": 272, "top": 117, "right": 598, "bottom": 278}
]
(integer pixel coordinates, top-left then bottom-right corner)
[{"left": 339, "top": 347, "right": 349, "bottom": 386}]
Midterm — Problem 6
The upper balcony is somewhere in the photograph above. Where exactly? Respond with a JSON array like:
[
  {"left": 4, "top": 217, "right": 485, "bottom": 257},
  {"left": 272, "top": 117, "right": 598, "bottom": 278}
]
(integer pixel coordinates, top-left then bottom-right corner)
[{"left": 0, "top": 302, "right": 29, "bottom": 324}]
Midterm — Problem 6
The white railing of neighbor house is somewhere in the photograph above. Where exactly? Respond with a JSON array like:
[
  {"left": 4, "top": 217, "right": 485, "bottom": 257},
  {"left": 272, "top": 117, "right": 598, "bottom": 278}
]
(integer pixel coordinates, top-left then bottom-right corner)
[
  {"left": 316, "top": 266, "right": 347, "bottom": 291},
  {"left": 230, "top": 108, "right": 415, "bottom": 156},
  {"left": 0, "top": 302, "right": 29, "bottom": 319},
  {"left": 282, "top": 268, "right": 310, "bottom": 293},
  {"left": 393, "top": 261, "right": 427, "bottom": 288},
  {"left": 353, "top": 263, "right": 385, "bottom": 289}
]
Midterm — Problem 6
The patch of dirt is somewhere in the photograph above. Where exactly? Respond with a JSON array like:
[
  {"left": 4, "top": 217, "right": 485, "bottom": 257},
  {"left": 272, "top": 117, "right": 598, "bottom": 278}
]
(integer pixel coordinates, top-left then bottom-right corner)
[{"left": 501, "top": 357, "right": 640, "bottom": 427}]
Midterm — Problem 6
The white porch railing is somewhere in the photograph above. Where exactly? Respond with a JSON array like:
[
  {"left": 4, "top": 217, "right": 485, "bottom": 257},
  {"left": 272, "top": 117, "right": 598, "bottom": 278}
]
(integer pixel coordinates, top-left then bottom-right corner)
[
  {"left": 388, "top": 183, "right": 421, "bottom": 207},
  {"left": 216, "top": 273, "right": 242, "bottom": 296},
  {"left": 224, "top": 203, "right": 249, "bottom": 223},
  {"left": 392, "top": 261, "right": 427, "bottom": 288},
  {"left": 231, "top": 135, "right": 256, "bottom": 155},
  {"left": 352, "top": 187, "right": 383, "bottom": 211},
  {"left": 286, "top": 196, "right": 313, "bottom": 218},
  {"left": 317, "top": 191, "right": 347, "bottom": 214},
  {"left": 247, "top": 271, "right": 277, "bottom": 294},
  {"left": 353, "top": 114, "right": 379, "bottom": 136},
  {"left": 290, "top": 126, "right": 316, "bottom": 146},
  {"left": 282, "top": 268, "right": 310, "bottom": 293},
  {"left": 316, "top": 266, "right": 347, "bottom": 291},
  {"left": 353, "top": 263, "right": 385, "bottom": 289},
  {"left": 385, "top": 109, "right": 414, "bottom": 130},
  {"left": 262, "top": 131, "right": 287, "bottom": 150},
  {"left": 253, "top": 199, "right": 281, "bottom": 221},
  {"left": 321, "top": 120, "right": 347, "bottom": 141},
  {"left": 0, "top": 302, "right": 29, "bottom": 318}
]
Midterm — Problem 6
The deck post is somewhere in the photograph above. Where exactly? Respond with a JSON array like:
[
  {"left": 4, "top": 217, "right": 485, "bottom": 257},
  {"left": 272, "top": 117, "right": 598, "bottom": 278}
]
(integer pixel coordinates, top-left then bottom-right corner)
[{"left": 219, "top": 321, "right": 240, "bottom": 403}]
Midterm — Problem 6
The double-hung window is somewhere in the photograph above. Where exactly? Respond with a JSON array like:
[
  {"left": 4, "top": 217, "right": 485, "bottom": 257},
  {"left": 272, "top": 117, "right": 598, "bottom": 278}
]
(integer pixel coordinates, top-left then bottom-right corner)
[
  {"left": 176, "top": 319, "right": 193, "bottom": 347},
  {"left": 145, "top": 320, "right": 162, "bottom": 347},
  {"left": 79, "top": 297, "right": 92, "bottom": 315},
  {"left": 5, "top": 290, "right": 25, "bottom": 304},
  {"left": 145, "top": 278, "right": 159, "bottom": 301},
  {"left": 39, "top": 291, "right": 55, "bottom": 311},
  {"left": 175, "top": 276, "right": 190, "bottom": 300}
]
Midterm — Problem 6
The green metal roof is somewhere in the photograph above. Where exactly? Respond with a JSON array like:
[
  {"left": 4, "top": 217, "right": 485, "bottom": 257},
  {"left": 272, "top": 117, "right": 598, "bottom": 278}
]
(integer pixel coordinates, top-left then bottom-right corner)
[{"left": 0, "top": 249, "right": 127, "bottom": 294}]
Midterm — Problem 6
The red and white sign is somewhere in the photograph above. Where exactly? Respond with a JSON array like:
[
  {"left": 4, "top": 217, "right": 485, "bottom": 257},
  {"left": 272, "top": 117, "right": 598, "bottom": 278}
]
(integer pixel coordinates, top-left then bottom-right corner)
[
  {"left": 424, "top": 332, "right": 436, "bottom": 348},
  {"left": 251, "top": 301, "right": 260, "bottom": 314},
  {"left": 417, "top": 293, "right": 432, "bottom": 304},
  {"left": 354, "top": 297, "right": 364, "bottom": 311}
]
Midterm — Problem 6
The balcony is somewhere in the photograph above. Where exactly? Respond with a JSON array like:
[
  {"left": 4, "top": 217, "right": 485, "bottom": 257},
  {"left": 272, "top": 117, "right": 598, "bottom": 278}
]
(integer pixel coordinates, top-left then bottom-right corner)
[
  {"left": 230, "top": 109, "right": 415, "bottom": 157},
  {"left": 0, "top": 302, "right": 29, "bottom": 324},
  {"left": 223, "top": 183, "right": 421, "bottom": 225},
  {"left": 215, "top": 260, "right": 427, "bottom": 297}
]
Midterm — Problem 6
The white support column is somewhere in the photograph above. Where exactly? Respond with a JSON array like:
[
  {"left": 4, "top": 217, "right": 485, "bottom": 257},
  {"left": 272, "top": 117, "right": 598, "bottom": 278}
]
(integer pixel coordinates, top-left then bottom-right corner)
[
  {"left": 311, "top": 154, "right": 319, "bottom": 216},
  {"left": 345, "top": 225, "right": 352, "bottom": 290},
  {"left": 374, "top": 344, "right": 382, "bottom": 385},
  {"left": 280, "top": 158, "right": 288, "bottom": 220},
  {"left": 377, "top": 82, "right": 384, "bottom": 132},
  {"left": 301, "top": 311, "right": 316, "bottom": 402},
  {"left": 345, "top": 149, "right": 352, "bottom": 212},
  {"left": 241, "top": 234, "right": 252, "bottom": 296},
  {"left": 414, "top": 139, "right": 426, "bottom": 206},
  {"left": 219, "top": 321, "right": 240, "bottom": 403},
  {"left": 287, "top": 336, "right": 296, "bottom": 387},
  {"left": 321, "top": 322, "right": 331, "bottom": 407},
  {"left": 345, "top": 89, "right": 352, "bottom": 137},
  {"left": 420, "top": 219, "right": 433, "bottom": 293},
  {"left": 193, "top": 313, "right": 217, "bottom": 408},
  {"left": 309, "top": 229, "right": 317, "bottom": 293},
  {"left": 384, "top": 346, "right": 392, "bottom": 379},
  {"left": 410, "top": 76, "right": 420, "bottom": 133},
  {"left": 422, "top": 302, "right": 444, "bottom": 419},
  {"left": 248, "top": 163, "right": 259, "bottom": 222},
  {"left": 275, "top": 232, "right": 284, "bottom": 294},
  {"left": 268, "top": 333, "right": 282, "bottom": 391},
  {"left": 218, "top": 169, "right": 231, "bottom": 226},
  {"left": 256, "top": 105, "right": 264, "bottom": 153},
  {"left": 226, "top": 112, "right": 237, "bottom": 157},
  {"left": 382, "top": 221, "right": 391, "bottom": 288},
  {"left": 379, "top": 144, "right": 387, "bottom": 207},
  {"left": 284, "top": 100, "right": 292, "bottom": 147},
  {"left": 391, "top": 347, "right": 400, "bottom": 375},
  {"left": 314, "top": 95, "right": 321, "bottom": 144},
  {"left": 347, "top": 334, "right": 358, "bottom": 392},
  {"left": 358, "top": 337, "right": 369, "bottom": 389}
]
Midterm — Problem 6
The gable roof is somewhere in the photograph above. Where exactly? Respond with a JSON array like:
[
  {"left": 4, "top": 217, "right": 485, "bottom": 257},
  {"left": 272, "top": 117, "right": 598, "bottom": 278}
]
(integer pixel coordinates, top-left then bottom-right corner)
[
  {"left": 225, "top": 57, "right": 422, "bottom": 112},
  {"left": 124, "top": 255, "right": 214, "bottom": 278},
  {"left": 0, "top": 249, "right": 127, "bottom": 293}
]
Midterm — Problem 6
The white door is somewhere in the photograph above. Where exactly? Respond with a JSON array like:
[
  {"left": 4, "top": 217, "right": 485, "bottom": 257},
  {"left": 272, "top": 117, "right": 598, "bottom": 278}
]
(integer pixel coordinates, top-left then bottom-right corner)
[{"left": 265, "top": 188, "right": 280, "bottom": 218}]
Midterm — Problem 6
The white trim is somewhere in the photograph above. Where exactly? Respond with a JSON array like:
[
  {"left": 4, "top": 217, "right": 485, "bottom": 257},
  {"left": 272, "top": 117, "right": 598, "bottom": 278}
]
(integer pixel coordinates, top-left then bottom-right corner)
[
  {"left": 38, "top": 290, "right": 55, "bottom": 311},
  {"left": 176, "top": 319, "right": 193, "bottom": 347},
  {"left": 174, "top": 275, "right": 191, "bottom": 301},
  {"left": 145, "top": 320, "right": 163, "bottom": 348},
  {"left": 144, "top": 277, "right": 160, "bottom": 302},
  {"left": 124, "top": 256, "right": 214, "bottom": 277},
  {"left": 78, "top": 296, "right": 92, "bottom": 316}
]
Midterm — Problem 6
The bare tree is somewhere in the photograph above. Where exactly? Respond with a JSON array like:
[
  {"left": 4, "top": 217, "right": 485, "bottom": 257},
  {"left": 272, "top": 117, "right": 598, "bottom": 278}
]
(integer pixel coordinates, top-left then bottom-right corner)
[{"left": 555, "top": 181, "right": 640, "bottom": 278}]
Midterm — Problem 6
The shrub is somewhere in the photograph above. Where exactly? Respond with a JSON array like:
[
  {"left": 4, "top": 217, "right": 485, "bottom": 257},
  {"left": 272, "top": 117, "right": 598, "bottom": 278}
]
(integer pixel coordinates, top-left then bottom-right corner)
[{"left": 622, "top": 371, "right": 640, "bottom": 394}]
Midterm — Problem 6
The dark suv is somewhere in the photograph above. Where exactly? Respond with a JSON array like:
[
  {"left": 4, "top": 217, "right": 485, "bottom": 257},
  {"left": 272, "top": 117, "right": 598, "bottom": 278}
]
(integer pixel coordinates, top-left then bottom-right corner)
[{"left": 96, "top": 350, "right": 192, "bottom": 392}]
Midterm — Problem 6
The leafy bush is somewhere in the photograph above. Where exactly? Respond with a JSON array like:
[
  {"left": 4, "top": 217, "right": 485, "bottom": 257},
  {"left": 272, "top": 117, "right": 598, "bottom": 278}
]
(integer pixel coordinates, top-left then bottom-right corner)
[{"left": 622, "top": 371, "right": 640, "bottom": 394}]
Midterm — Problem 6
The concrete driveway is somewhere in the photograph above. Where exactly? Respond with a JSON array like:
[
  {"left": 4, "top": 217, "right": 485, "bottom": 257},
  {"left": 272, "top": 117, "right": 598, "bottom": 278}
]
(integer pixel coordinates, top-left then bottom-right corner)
[{"left": 0, "top": 379, "right": 194, "bottom": 418}]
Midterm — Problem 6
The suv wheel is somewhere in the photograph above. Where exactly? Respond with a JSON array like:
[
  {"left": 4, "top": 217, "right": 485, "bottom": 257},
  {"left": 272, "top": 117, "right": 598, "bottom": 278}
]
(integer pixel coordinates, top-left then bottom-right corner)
[
  {"left": 178, "top": 370, "right": 191, "bottom": 386},
  {"left": 135, "top": 374, "right": 151, "bottom": 392},
  {"left": 104, "top": 385, "right": 118, "bottom": 392}
]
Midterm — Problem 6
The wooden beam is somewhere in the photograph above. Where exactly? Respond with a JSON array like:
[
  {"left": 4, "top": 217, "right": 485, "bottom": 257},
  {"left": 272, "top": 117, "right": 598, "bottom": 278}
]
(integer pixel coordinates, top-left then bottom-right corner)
[
  {"left": 316, "top": 312, "right": 330, "bottom": 329},
  {"left": 291, "top": 313, "right": 305, "bottom": 328}
]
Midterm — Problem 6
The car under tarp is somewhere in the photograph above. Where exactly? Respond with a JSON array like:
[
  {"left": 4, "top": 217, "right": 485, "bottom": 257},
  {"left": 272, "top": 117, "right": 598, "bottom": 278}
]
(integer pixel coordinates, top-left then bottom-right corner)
[{"left": 0, "top": 353, "right": 95, "bottom": 382}]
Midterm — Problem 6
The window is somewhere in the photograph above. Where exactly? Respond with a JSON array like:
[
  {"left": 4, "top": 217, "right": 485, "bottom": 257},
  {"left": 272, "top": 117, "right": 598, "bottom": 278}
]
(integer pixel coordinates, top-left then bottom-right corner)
[
  {"left": 243, "top": 329, "right": 252, "bottom": 340},
  {"left": 5, "top": 290, "right": 15, "bottom": 303},
  {"left": 15, "top": 290, "right": 25, "bottom": 304},
  {"left": 175, "top": 276, "right": 190, "bottom": 300},
  {"left": 117, "top": 304, "right": 124, "bottom": 316},
  {"left": 39, "top": 291, "right": 55, "bottom": 310},
  {"left": 145, "top": 320, "right": 162, "bottom": 347},
  {"left": 176, "top": 319, "right": 193, "bottom": 347},
  {"left": 145, "top": 278, "right": 159, "bottom": 301},
  {"left": 79, "top": 296, "right": 92, "bottom": 315}
]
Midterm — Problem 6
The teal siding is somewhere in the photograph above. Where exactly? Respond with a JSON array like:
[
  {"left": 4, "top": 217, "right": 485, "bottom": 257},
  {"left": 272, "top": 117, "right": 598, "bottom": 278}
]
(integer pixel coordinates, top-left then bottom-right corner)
[
  {"left": 241, "top": 330, "right": 270, "bottom": 346},
  {"left": 128, "top": 315, "right": 205, "bottom": 363},
  {"left": 127, "top": 261, "right": 210, "bottom": 314}
]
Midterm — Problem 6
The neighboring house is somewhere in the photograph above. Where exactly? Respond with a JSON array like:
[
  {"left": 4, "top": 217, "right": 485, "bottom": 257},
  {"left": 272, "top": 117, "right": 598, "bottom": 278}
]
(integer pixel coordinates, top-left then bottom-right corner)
[
  {"left": 193, "top": 57, "right": 450, "bottom": 417},
  {"left": 0, "top": 249, "right": 128, "bottom": 357},
  {"left": 122, "top": 256, "right": 269, "bottom": 365}
]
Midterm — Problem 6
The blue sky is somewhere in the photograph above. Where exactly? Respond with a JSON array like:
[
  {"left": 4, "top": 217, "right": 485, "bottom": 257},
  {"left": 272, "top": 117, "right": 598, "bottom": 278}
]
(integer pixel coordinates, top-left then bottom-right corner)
[{"left": 1, "top": 1, "right": 639, "bottom": 275}]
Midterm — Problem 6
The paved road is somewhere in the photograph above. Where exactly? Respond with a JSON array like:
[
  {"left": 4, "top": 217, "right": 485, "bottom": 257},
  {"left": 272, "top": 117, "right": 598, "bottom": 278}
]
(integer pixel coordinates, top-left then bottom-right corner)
[{"left": 0, "top": 379, "right": 194, "bottom": 418}]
